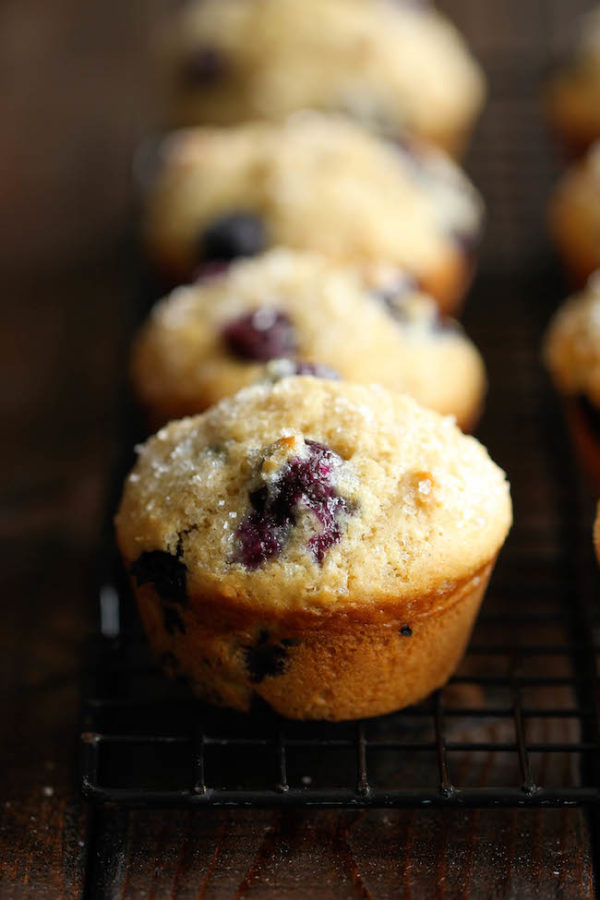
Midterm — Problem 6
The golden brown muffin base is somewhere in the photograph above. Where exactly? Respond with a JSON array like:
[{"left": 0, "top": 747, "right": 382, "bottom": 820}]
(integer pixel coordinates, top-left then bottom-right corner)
[
  {"left": 564, "top": 398, "right": 600, "bottom": 496},
  {"left": 131, "top": 559, "right": 495, "bottom": 721}
]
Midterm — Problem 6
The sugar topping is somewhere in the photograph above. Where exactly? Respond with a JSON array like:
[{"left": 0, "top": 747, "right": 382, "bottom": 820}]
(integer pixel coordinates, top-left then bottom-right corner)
[{"left": 116, "top": 379, "right": 511, "bottom": 614}]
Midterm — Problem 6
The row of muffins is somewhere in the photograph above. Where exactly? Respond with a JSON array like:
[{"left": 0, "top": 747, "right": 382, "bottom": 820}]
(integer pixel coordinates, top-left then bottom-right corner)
[
  {"left": 115, "top": 0, "right": 514, "bottom": 720},
  {"left": 544, "top": 7, "right": 600, "bottom": 567}
]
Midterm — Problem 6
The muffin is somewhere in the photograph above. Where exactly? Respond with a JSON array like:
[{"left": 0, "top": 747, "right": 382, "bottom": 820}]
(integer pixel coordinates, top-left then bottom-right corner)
[
  {"left": 546, "top": 8, "right": 600, "bottom": 157},
  {"left": 544, "top": 273, "right": 600, "bottom": 493},
  {"left": 550, "top": 141, "right": 600, "bottom": 285},
  {"left": 164, "top": 0, "right": 486, "bottom": 157},
  {"left": 132, "top": 249, "right": 486, "bottom": 430},
  {"left": 144, "top": 115, "right": 484, "bottom": 315},
  {"left": 594, "top": 502, "right": 600, "bottom": 563},
  {"left": 115, "top": 379, "right": 512, "bottom": 721}
]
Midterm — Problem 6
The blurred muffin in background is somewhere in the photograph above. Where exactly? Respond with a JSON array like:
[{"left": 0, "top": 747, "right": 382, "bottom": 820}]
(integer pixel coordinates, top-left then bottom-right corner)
[
  {"left": 132, "top": 249, "right": 486, "bottom": 429},
  {"left": 547, "top": 7, "right": 600, "bottom": 156},
  {"left": 163, "top": 0, "right": 486, "bottom": 157},
  {"left": 544, "top": 272, "right": 600, "bottom": 493},
  {"left": 550, "top": 141, "right": 600, "bottom": 285},
  {"left": 143, "top": 114, "right": 484, "bottom": 315}
]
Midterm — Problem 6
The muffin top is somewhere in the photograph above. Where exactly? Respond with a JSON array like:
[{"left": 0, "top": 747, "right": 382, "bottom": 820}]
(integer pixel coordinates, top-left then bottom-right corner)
[
  {"left": 116, "top": 379, "right": 511, "bottom": 621},
  {"left": 165, "top": 0, "right": 485, "bottom": 153},
  {"left": 132, "top": 249, "right": 485, "bottom": 428},
  {"left": 144, "top": 114, "right": 483, "bottom": 283},
  {"left": 544, "top": 273, "right": 600, "bottom": 405}
]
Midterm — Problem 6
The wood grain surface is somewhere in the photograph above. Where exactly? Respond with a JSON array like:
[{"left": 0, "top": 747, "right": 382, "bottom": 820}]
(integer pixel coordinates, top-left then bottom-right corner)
[{"left": 1, "top": 0, "right": 599, "bottom": 897}]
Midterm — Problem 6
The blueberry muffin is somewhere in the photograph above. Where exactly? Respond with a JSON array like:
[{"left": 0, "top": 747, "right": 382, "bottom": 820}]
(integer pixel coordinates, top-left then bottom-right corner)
[
  {"left": 544, "top": 273, "right": 600, "bottom": 492},
  {"left": 550, "top": 141, "right": 600, "bottom": 285},
  {"left": 144, "top": 115, "right": 484, "bottom": 315},
  {"left": 115, "top": 379, "right": 512, "bottom": 721},
  {"left": 132, "top": 249, "right": 486, "bottom": 430},
  {"left": 164, "top": 0, "right": 486, "bottom": 157},
  {"left": 547, "top": 8, "right": 600, "bottom": 156}
]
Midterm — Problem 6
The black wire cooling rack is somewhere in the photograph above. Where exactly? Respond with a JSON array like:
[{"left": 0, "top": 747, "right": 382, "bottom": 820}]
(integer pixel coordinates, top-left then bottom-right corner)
[
  {"left": 80, "top": 262, "right": 600, "bottom": 810},
  {"left": 81, "top": 1, "right": 600, "bottom": 809}
]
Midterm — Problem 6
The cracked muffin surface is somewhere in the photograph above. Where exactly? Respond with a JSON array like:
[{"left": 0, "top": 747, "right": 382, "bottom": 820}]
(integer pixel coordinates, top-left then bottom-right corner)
[{"left": 132, "top": 249, "right": 485, "bottom": 429}]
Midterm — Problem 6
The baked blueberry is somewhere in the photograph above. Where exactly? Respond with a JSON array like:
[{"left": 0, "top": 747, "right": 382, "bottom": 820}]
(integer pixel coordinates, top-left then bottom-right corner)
[
  {"left": 223, "top": 309, "right": 297, "bottom": 361},
  {"left": 244, "top": 630, "right": 291, "bottom": 683},
  {"left": 181, "top": 46, "right": 227, "bottom": 88},
  {"left": 236, "top": 439, "right": 353, "bottom": 568},
  {"left": 375, "top": 274, "right": 419, "bottom": 320},
  {"left": 291, "top": 361, "right": 341, "bottom": 379},
  {"left": 193, "top": 261, "right": 230, "bottom": 282},
  {"left": 200, "top": 212, "right": 266, "bottom": 263},
  {"left": 130, "top": 549, "right": 188, "bottom": 607}
]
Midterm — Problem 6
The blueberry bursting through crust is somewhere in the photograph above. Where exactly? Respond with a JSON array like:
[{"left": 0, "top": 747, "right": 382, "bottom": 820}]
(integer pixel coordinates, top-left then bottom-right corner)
[
  {"left": 181, "top": 46, "right": 227, "bottom": 88},
  {"left": 243, "top": 630, "right": 300, "bottom": 683},
  {"left": 130, "top": 546, "right": 188, "bottom": 635},
  {"left": 235, "top": 439, "right": 355, "bottom": 569},
  {"left": 222, "top": 308, "right": 297, "bottom": 361},
  {"left": 200, "top": 212, "right": 266, "bottom": 263}
]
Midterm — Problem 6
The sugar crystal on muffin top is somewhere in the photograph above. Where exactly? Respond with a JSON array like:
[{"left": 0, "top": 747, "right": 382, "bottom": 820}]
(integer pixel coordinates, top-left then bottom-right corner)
[{"left": 117, "top": 380, "right": 511, "bottom": 617}]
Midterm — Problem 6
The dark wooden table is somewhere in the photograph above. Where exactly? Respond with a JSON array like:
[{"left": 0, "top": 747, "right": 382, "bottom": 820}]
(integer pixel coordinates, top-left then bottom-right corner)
[{"left": 1, "top": 0, "right": 599, "bottom": 896}]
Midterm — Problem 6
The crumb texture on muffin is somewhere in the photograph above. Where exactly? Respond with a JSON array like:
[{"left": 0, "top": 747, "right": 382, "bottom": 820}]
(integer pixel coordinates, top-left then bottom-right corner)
[
  {"left": 132, "top": 249, "right": 485, "bottom": 428},
  {"left": 116, "top": 379, "right": 511, "bottom": 618},
  {"left": 165, "top": 0, "right": 486, "bottom": 153}
]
